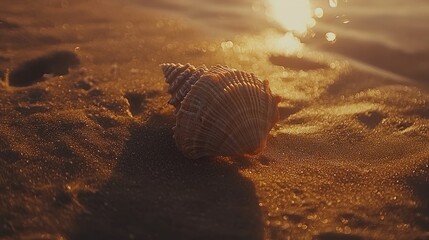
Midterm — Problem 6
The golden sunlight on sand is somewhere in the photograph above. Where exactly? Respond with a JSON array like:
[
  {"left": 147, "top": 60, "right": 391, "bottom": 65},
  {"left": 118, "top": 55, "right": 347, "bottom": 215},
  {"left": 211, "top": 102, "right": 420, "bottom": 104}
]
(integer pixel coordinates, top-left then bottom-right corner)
[{"left": 2, "top": 0, "right": 429, "bottom": 239}]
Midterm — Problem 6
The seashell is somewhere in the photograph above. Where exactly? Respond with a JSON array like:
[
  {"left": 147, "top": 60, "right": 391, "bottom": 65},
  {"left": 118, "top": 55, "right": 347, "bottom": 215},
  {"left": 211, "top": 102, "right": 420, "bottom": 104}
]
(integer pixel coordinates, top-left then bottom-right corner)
[{"left": 160, "top": 63, "right": 281, "bottom": 159}]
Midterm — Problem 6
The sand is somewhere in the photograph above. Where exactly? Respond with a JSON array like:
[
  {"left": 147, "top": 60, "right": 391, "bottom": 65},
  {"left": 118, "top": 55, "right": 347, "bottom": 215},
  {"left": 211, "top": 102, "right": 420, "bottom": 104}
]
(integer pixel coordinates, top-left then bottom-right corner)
[{"left": 1, "top": 0, "right": 429, "bottom": 239}]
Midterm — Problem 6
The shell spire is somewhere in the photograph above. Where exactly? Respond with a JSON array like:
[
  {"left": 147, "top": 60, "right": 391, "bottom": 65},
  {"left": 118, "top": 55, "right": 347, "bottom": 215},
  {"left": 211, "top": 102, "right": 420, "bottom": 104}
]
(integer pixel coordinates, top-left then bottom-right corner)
[
  {"left": 160, "top": 63, "right": 280, "bottom": 159},
  {"left": 160, "top": 63, "right": 208, "bottom": 109}
]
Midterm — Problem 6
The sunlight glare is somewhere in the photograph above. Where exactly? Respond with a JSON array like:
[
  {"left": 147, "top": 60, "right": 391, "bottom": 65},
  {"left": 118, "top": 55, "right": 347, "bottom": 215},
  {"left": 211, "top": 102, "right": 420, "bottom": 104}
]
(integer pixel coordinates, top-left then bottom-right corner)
[{"left": 266, "top": 0, "right": 313, "bottom": 35}]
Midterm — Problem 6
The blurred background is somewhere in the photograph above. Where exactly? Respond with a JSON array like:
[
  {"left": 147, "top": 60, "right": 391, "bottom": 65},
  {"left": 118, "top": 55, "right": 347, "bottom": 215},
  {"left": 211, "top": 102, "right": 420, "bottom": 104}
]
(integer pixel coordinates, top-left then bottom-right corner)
[{"left": 133, "top": 0, "right": 429, "bottom": 84}]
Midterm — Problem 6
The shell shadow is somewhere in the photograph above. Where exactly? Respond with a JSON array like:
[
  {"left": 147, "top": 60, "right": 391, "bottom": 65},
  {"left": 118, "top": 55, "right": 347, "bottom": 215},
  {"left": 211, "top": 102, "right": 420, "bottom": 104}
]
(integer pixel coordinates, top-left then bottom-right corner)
[
  {"left": 403, "top": 172, "right": 429, "bottom": 232},
  {"left": 69, "top": 114, "right": 263, "bottom": 240}
]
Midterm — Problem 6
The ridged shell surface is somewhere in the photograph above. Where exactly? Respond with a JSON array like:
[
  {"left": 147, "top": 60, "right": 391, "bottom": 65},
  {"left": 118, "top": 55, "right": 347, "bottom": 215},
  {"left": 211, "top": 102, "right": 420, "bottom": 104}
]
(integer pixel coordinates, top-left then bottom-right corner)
[{"left": 161, "top": 63, "right": 280, "bottom": 159}]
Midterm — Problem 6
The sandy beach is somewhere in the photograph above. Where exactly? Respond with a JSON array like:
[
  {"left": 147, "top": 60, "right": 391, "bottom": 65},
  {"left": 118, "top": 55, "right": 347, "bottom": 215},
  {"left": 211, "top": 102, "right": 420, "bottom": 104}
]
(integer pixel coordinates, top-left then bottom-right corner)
[{"left": 1, "top": 0, "right": 429, "bottom": 239}]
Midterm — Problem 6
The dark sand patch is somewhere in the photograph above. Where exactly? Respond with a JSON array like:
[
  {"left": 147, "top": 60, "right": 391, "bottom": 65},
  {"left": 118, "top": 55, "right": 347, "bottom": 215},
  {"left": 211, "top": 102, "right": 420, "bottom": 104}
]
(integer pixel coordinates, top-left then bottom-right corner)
[
  {"left": 9, "top": 51, "right": 80, "bottom": 87},
  {"left": 356, "top": 110, "right": 385, "bottom": 129},
  {"left": 124, "top": 90, "right": 161, "bottom": 116},
  {"left": 313, "top": 232, "right": 365, "bottom": 240},
  {"left": 0, "top": 18, "right": 19, "bottom": 29},
  {"left": 277, "top": 105, "right": 304, "bottom": 120},
  {"left": 269, "top": 55, "right": 328, "bottom": 71},
  {"left": 0, "top": 55, "right": 10, "bottom": 63}
]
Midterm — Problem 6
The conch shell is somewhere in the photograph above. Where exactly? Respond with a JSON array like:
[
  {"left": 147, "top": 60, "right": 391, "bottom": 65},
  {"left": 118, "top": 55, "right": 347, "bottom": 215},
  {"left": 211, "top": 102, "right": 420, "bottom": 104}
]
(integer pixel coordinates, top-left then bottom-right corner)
[{"left": 160, "top": 63, "right": 280, "bottom": 159}]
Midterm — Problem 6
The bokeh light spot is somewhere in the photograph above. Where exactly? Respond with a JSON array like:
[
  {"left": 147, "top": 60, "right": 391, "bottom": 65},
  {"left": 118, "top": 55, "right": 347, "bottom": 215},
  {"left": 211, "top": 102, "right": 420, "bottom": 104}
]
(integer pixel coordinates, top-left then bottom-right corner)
[
  {"left": 314, "top": 8, "right": 324, "bottom": 18},
  {"left": 329, "top": 0, "right": 338, "bottom": 8},
  {"left": 325, "top": 32, "right": 337, "bottom": 42}
]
